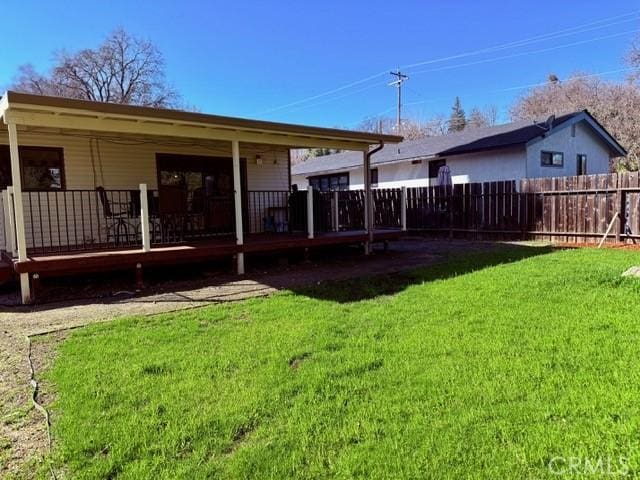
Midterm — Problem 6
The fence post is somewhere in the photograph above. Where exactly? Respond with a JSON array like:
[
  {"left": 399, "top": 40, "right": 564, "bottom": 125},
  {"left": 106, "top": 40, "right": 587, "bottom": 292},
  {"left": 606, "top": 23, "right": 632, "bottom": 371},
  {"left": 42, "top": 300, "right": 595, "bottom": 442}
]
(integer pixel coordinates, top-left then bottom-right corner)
[
  {"left": 448, "top": 186, "right": 454, "bottom": 240},
  {"left": 333, "top": 190, "right": 339, "bottom": 232},
  {"left": 307, "top": 185, "right": 314, "bottom": 239},
  {"left": 401, "top": 187, "right": 407, "bottom": 231},
  {"left": 139, "top": 183, "right": 151, "bottom": 252},
  {"left": 616, "top": 188, "right": 623, "bottom": 244}
]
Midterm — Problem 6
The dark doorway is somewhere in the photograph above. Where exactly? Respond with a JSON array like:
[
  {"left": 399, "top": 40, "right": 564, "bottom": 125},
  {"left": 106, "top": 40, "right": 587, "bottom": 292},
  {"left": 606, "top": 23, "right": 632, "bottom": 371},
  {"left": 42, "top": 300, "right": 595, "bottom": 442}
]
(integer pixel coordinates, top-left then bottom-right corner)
[
  {"left": 577, "top": 154, "right": 587, "bottom": 176},
  {"left": 156, "top": 154, "right": 247, "bottom": 238},
  {"left": 428, "top": 159, "right": 446, "bottom": 183}
]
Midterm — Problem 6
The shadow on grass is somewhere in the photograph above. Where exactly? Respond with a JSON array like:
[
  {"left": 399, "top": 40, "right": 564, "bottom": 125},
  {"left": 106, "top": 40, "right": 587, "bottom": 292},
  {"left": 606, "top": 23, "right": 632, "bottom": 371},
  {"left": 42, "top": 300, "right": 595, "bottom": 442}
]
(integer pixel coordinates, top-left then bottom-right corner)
[
  {"left": 290, "top": 244, "right": 554, "bottom": 303},
  {"left": 4, "top": 242, "right": 555, "bottom": 311}
]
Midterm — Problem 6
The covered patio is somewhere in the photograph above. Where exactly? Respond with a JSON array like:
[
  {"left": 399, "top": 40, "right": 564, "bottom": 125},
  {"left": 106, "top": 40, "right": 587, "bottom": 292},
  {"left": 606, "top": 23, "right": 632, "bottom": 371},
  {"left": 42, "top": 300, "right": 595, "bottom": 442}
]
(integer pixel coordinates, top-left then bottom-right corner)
[{"left": 0, "top": 91, "right": 403, "bottom": 303}]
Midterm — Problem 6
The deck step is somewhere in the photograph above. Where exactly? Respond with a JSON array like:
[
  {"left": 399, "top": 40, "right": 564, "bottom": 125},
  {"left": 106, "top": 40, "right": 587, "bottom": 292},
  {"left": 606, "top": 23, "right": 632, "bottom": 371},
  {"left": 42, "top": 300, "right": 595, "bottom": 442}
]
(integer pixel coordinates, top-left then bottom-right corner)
[{"left": 0, "top": 259, "right": 14, "bottom": 285}]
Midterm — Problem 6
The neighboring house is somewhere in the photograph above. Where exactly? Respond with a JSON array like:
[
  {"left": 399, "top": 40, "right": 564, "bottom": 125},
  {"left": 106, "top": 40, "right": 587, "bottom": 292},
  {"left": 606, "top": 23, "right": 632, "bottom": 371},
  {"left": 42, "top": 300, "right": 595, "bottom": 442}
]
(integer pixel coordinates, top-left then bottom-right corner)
[
  {"left": 0, "top": 91, "right": 402, "bottom": 303},
  {"left": 291, "top": 111, "right": 626, "bottom": 190}
]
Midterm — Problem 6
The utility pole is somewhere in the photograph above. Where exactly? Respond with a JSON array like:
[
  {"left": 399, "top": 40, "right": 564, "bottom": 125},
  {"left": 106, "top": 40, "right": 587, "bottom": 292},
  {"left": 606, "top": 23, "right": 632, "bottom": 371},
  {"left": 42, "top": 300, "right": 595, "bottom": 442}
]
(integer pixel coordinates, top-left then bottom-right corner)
[{"left": 389, "top": 69, "right": 409, "bottom": 133}]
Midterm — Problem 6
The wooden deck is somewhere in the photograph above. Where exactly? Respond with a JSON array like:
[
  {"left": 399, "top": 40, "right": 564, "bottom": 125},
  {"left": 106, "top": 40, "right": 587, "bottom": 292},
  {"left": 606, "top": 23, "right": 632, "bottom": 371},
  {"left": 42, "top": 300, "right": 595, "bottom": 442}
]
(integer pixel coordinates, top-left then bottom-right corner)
[{"left": 10, "top": 229, "right": 404, "bottom": 276}]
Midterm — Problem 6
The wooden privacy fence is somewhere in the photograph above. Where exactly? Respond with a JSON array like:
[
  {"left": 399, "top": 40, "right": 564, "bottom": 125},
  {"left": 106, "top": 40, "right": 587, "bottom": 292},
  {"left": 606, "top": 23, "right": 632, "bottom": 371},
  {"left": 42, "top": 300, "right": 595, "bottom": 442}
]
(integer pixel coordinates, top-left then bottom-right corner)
[
  {"left": 405, "top": 172, "right": 640, "bottom": 244},
  {"left": 406, "top": 181, "right": 522, "bottom": 238}
]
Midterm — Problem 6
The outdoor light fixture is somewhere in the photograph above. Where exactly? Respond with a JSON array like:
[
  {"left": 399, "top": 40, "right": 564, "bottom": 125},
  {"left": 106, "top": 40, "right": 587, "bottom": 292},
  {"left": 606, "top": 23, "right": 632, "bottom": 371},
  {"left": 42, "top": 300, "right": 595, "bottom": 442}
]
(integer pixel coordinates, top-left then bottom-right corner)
[{"left": 256, "top": 155, "right": 263, "bottom": 165}]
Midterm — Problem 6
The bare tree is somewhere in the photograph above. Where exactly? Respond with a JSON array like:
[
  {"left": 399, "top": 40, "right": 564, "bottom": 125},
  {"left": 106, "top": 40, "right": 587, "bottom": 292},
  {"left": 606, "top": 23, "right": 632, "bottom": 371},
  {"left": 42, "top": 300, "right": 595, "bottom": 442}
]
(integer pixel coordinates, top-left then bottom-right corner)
[
  {"left": 358, "top": 116, "right": 435, "bottom": 139},
  {"left": 421, "top": 114, "right": 449, "bottom": 136},
  {"left": 626, "top": 34, "right": 640, "bottom": 83},
  {"left": 10, "top": 28, "right": 179, "bottom": 107},
  {"left": 467, "top": 106, "right": 498, "bottom": 130}
]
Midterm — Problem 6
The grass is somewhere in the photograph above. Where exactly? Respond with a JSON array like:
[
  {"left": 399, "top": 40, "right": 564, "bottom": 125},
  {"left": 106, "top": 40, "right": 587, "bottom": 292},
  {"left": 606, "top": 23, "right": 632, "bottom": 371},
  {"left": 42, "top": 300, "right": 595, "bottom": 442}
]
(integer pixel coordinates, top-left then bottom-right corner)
[{"left": 44, "top": 246, "right": 640, "bottom": 479}]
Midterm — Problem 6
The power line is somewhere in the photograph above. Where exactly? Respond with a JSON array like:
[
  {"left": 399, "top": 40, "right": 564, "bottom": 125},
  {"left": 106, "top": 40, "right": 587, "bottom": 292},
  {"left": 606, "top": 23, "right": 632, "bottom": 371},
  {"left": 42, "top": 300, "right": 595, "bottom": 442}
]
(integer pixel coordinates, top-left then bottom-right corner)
[
  {"left": 371, "top": 67, "right": 636, "bottom": 118},
  {"left": 407, "top": 29, "right": 640, "bottom": 77},
  {"left": 251, "top": 70, "right": 389, "bottom": 116},
  {"left": 278, "top": 81, "right": 387, "bottom": 115},
  {"left": 400, "top": 11, "right": 640, "bottom": 70},
  {"left": 250, "top": 10, "right": 640, "bottom": 117},
  {"left": 267, "top": 29, "right": 639, "bottom": 117}
]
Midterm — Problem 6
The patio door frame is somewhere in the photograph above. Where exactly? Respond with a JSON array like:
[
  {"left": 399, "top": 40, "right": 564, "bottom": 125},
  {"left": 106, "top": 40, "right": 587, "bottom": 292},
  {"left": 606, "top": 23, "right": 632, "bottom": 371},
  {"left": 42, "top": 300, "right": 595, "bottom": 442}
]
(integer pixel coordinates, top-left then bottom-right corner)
[{"left": 155, "top": 153, "right": 248, "bottom": 233}]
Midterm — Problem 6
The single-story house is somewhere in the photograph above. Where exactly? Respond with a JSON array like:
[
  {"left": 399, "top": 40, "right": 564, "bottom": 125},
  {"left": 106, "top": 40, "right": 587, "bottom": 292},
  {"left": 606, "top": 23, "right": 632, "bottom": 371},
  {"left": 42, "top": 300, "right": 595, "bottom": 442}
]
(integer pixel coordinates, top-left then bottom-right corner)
[
  {"left": 291, "top": 110, "right": 626, "bottom": 191},
  {"left": 0, "top": 91, "right": 402, "bottom": 303}
]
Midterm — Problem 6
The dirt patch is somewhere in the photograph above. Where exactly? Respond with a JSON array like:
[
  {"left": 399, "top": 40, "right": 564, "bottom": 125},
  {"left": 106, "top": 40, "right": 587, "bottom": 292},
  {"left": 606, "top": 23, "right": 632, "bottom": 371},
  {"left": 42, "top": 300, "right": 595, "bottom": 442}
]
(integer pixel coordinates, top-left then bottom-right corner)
[
  {"left": 554, "top": 241, "right": 640, "bottom": 250},
  {"left": 0, "top": 330, "right": 66, "bottom": 479},
  {"left": 289, "top": 352, "right": 312, "bottom": 370},
  {"left": 0, "top": 238, "right": 520, "bottom": 477}
]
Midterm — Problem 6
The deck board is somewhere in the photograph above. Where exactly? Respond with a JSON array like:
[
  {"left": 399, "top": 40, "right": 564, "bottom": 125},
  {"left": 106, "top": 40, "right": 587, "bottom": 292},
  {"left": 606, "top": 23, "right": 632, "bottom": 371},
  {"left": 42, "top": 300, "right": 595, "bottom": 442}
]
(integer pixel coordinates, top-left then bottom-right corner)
[{"left": 13, "top": 230, "right": 403, "bottom": 275}]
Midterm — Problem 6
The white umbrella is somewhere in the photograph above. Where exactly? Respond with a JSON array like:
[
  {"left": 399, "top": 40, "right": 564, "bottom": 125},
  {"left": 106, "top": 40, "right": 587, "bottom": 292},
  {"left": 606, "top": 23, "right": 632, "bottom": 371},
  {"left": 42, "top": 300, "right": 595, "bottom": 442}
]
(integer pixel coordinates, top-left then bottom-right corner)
[{"left": 437, "top": 165, "right": 452, "bottom": 187}]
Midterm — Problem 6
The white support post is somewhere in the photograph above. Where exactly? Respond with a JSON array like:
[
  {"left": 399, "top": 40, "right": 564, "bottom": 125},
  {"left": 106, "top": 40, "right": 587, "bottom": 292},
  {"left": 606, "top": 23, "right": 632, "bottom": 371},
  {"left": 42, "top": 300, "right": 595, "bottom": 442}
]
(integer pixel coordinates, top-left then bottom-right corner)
[
  {"left": 139, "top": 183, "right": 151, "bottom": 252},
  {"left": 2, "top": 189, "right": 15, "bottom": 256},
  {"left": 232, "top": 140, "right": 245, "bottom": 275},
  {"left": 7, "top": 123, "right": 31, "bottom": 303},
  {"left": 6, "top": 187, "right": 17, "bottom": 257},
  {"left": 332, "top": 190, "right": 339, "bottom": 232},
  {"left": 307, "top": 185, "right": 314, "bottom": 239},
  {"left": 401, "top": 186, "right": 407, "bottom": 232},
  {"left": 363, "top": 149, "right": 373, "bottom": 254}
]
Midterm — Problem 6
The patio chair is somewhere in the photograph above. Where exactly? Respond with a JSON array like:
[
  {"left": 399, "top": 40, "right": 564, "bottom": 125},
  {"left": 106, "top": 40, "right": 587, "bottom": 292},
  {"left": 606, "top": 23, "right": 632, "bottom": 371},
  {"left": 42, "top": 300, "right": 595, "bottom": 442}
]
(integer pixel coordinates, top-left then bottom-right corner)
[
  {"left": 128, "top": 189, "right": 162, "bottom": 243},
  {"left": 96, "top": 186, "right": 138, "bottom": 246},
  {"left": 157, "top": 186, "right": 188, "bottom": 243}
]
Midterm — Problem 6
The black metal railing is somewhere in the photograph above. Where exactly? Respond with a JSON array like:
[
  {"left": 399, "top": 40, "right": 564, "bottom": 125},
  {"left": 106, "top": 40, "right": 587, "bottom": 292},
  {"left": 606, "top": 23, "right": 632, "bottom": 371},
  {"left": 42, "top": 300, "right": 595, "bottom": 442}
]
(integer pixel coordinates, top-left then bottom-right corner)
[
  {"left": 248, "top": 190, "right": 293, "bottom": 234},
  {"left": 16, "top": 187, "right": 405, "bottom": 255},
  {"left": 23, "top": 189, "right": 143, "bottom": 254},
  {"left": 150, "top": 190, "right": 235, "bottom": 245}
]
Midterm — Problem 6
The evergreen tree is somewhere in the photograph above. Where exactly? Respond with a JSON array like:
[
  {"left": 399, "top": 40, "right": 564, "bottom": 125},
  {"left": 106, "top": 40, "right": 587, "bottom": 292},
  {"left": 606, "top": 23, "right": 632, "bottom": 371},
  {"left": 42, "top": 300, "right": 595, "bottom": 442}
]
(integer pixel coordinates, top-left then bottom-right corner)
[{"left": 448, "top": 96, "right": 466, "bottom": 133}]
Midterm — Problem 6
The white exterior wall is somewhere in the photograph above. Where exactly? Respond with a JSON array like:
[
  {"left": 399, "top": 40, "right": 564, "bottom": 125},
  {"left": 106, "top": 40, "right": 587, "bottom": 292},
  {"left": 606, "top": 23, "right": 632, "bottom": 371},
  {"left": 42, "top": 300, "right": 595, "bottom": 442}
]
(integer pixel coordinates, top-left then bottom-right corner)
[
  {"left": 444, "top": 147, "right": 526, "bottom": 185},
  {"left": 292, "top": 122, "right": 616, "bottom": 190},
  {"left": 0, "top": 129, "right": 290, "bottom": 251},
  {"left": 292, "top": 147, "right": 526, "bottom": 190},
  {"left": 525, "top": 121, "right": 612, "bottom": 178},
  {"left": 291, "top": 174, "right": 308, "bottom": 189},
  {"left": 0, "top": 131, "right": 290, "bottom": 190}
]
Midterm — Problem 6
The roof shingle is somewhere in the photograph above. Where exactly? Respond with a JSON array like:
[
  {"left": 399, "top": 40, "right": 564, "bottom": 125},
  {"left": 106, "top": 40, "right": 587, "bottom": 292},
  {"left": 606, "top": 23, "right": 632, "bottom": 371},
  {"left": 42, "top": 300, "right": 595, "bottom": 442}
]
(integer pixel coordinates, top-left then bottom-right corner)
[{"left": 292, "top": 111, "right": 582, "bottom": 176}]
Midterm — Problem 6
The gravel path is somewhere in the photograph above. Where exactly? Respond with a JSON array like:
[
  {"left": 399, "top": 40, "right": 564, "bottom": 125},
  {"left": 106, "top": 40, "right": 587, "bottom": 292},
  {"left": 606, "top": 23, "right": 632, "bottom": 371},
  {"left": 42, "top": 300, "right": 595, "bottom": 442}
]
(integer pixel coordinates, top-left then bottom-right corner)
[{"left": 0, "top": 238, "right": 503, "bottom": 478}]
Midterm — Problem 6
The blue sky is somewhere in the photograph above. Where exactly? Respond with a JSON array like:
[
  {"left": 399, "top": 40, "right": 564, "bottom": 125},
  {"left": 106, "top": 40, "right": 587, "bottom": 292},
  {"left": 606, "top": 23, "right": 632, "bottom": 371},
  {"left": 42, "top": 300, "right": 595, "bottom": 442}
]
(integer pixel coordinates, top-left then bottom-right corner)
[{"left": 1, "top": 1, "right": 638, "bottom": 129}]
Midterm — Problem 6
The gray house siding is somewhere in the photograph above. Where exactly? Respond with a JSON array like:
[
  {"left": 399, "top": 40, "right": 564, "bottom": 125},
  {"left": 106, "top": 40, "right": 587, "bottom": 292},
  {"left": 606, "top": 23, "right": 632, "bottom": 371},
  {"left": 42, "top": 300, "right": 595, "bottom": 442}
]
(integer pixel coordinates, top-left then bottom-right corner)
[{"left": 525, "top": 121, "right": 612, "bottom": 178}]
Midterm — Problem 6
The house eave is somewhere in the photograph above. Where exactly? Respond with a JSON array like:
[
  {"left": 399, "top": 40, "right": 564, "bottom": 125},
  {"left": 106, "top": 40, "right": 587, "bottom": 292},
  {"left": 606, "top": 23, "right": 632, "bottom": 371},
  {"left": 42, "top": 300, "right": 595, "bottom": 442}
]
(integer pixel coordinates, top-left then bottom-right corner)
[
  {"left": 1, "top": 91, "right": 403, "bottom": 151},
  {"left": 525, "top": 110, "right": 627, "bottom": 157}
]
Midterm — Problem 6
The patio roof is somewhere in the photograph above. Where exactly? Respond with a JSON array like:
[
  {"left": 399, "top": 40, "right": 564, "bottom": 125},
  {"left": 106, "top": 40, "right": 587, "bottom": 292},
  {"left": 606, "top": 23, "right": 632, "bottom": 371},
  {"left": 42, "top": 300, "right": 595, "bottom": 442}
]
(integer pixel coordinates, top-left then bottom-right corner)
[{"left": 0, "top": 91, "right": 403, "bottom": 151}]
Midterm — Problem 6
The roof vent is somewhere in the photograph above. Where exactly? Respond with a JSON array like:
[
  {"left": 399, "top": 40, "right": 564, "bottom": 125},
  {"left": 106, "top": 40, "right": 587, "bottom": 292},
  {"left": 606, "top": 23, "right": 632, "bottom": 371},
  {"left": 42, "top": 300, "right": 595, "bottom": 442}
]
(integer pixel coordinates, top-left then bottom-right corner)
[{"left": 545, "top": 114, "right": 556, "bottom": 130}]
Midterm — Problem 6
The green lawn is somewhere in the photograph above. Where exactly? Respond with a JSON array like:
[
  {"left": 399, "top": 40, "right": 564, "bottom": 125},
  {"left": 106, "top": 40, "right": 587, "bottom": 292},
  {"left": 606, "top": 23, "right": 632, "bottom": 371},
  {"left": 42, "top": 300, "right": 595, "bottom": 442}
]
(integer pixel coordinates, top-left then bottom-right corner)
[{"left": 45, "top": 246, "right": 640, "bottom": 479}]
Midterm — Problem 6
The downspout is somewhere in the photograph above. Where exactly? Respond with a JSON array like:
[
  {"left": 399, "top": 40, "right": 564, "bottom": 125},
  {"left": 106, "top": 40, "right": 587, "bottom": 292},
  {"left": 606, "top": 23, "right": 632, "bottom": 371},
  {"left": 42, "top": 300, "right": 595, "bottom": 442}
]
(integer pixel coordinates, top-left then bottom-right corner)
[{"left": 365, "top": 141, "right": 385, "bottom": 247}]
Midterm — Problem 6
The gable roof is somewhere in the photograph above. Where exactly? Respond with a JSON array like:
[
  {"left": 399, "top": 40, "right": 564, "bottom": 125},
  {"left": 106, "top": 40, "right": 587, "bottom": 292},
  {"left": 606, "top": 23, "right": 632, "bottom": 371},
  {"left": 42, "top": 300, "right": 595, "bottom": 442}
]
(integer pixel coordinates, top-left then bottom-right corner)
[{"left": 292, "top": 110, "right": 626, "bottom": 176}]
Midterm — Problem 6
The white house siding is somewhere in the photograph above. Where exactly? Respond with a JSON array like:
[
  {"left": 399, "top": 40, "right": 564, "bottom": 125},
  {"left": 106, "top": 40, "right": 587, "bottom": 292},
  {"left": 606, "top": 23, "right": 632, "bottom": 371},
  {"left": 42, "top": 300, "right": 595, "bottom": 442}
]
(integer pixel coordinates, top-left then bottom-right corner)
[
  {"left": 293, "top": 147, "right": 526, "bottom": 190},
  {"left": 0, "top": 129, "right": 290, "bottom": 251},
  {"left": 291, "top": 173, "right": 309, "bottom": 189},
  {"left": 525, "top": 121, "right": 612, "bottom": 178},
  {"left": 443, "top": 147, "right": 527, "bottom": 185},
  {"left": 292, "top": 161, "right": 430, "bottom": 191}
]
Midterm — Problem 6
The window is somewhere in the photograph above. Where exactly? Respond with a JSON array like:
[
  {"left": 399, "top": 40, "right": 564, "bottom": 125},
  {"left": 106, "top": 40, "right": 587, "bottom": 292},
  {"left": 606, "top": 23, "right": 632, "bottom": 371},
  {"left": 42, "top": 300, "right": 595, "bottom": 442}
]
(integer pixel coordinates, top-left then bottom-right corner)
[
  {"left": 577, "top": 154, "right": 587, "bottom": 176},
  {"left": 428, "top": 159, "right": 446, "bottom": 178},
  {"left": 541, "top": 151, "right": 564, "bottom": 167},
  {"left": 308, "top": 172, "right": 349, "bottom": 191},
  {"left": 0, "top": 146, "right": 65, "bottom": 190},
  {"left": 370, "top": 168, "right": 379, "bottom": 187}
]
